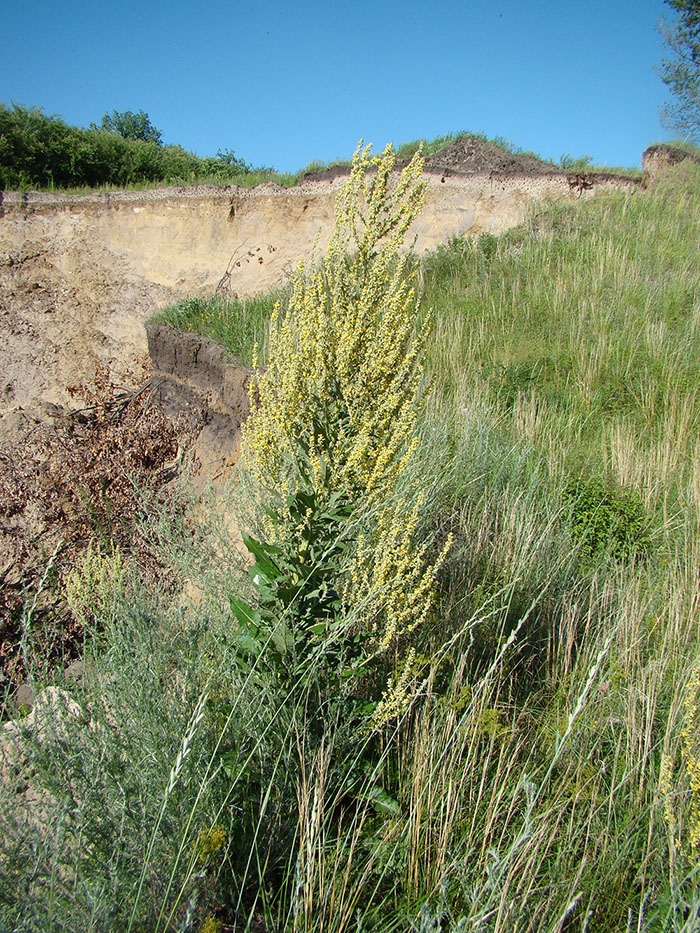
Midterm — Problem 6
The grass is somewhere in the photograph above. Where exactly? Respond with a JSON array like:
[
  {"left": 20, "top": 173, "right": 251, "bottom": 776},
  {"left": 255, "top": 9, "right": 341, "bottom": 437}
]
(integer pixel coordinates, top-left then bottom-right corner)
[
  {"left": 648, "top": 138, "right": 700, "bottom": 156},
  {"left": 2, "top": 157, "right": 699, "bottom": 931},
  {"left": 420, "top": 160, "right": 700, "bottom": 497},
  {"left": 152, "top": 289, "right": 289, "bottom": 365},
  {"left": 28, "top": 168, "right": 303, "bottom": 196}
]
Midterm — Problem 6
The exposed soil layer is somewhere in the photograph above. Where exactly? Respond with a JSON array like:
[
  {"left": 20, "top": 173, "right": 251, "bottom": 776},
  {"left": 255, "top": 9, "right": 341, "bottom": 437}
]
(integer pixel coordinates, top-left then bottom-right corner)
[
  {"left": 642, "top": 143, "right": 700, "bottom": 184},
  {"left": 147, "top": 323, "right": 253, "bottom": 481},
  {"left": 0, "top": 324, "right": 256, "bottom": 702},
  {"left": 300, "top": 134, "right": 629, "bottom": 183},
  {"left": 424, "top": 136, "right": 559, "bottom": 176}
]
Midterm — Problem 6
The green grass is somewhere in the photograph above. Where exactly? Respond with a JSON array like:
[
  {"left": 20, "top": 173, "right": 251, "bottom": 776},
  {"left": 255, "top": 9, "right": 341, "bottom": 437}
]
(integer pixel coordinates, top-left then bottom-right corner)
[
  {"left": 36, "top": 169, "right": 303, "bottom": 196},
  {"left": 394, "top": 128, "right": 545, "bottom": 162},
  {"left": 2, "top": 159, "right": 700, "bottom": 931},
  {"left": 649, "top": 138, "right": 700, "bottom": 156},
  {"left": 420, "top": 160, "right": 700, "bottom": 497},
  {"left": 152, "top": 289, "right": 289, "bottom": 365}
]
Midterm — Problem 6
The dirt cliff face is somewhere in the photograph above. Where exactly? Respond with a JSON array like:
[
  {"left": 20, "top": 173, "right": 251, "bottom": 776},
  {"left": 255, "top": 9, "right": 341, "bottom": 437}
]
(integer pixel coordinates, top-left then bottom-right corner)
[
  {"left": 642, "top": 143, "right": 700, "bottom": 184},
  {"left": 0, "top": 143, "right": 638, "bottom": 416}
]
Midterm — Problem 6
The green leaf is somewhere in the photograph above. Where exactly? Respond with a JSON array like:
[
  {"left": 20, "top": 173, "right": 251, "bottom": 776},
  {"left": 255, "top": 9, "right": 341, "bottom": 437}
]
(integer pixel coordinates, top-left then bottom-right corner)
[
  {"left": 271, "top": 619, "right": 295, "bottom": 656},
  {"left": 360, "top": 785, "right": 400, "bottom": 815},
  {"left": 243, "top": 532, "right": 283, "bottom": 585},
  {"left": 229, "top": 595, "right": 261, "bottom": 632},
  {"left": 229, "top": 596, "right": 264, "bottom": 654}
]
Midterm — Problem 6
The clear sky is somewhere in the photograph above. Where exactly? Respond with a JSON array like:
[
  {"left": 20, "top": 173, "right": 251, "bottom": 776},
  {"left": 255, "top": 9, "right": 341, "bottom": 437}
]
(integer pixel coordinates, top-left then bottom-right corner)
[{"left": 1, "top": 0, "right": 679, "bottom": 173}]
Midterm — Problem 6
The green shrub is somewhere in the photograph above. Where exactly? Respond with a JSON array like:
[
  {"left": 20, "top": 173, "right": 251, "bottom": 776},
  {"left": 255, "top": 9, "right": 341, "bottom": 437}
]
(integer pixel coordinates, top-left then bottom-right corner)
[
  {"left": 563, "top": 476, "right": 651, "bottom": 559},
  {"left": 0, "top": 103, "right": 264, "bottom": 190}
]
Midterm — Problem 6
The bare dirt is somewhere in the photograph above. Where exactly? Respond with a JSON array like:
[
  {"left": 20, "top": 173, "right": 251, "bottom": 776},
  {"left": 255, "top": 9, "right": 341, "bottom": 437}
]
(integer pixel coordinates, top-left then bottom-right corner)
[
  {"left": 641, "top": 142, "right": 700, "bottom": 184},
  {"left": 301, "top": 136, "right": 568, "bottom": 183},
  {"left": 0, "top": 234, "right": 174, "bottom": 417}
]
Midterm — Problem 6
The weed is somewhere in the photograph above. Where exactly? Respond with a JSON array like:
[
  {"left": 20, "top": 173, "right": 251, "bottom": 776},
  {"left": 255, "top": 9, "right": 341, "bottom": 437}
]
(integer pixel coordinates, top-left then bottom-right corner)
[{"left": 563, "top": 475, "right": 651, "bottom": 560}]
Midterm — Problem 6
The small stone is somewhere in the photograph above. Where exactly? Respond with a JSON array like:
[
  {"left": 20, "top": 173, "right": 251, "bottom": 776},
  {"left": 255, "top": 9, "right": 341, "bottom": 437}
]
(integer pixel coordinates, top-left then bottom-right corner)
[
  {"left": 15, "top": 683, "right": 35, "bottom": 709},
  {"left": 64, "top": 660, "right": 84, "bottom": 683}
]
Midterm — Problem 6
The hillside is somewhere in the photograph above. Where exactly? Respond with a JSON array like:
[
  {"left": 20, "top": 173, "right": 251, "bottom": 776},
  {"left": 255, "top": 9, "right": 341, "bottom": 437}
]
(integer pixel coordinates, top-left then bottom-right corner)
[{"left": 1, "top": 142, "right": 699, "bottom": 932}]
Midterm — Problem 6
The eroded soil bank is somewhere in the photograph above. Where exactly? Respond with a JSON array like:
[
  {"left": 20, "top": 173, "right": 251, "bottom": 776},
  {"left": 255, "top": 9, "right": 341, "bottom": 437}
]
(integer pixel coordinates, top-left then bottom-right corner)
[{"left": 0, "top": 137, "right": 638, "bottom": 417}]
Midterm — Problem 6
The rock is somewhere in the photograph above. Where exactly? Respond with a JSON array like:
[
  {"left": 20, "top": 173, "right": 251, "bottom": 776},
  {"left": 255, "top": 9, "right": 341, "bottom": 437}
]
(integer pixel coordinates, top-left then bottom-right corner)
[
  {"left": 1, "top": 686, "right": 84, "bottom": 796},
  {"left": 15, "top": 682, "right": 35, "bottom": 709},
  {"left": 2, "top": 686, "right": 83, "bottom": 750},
  {"left": 642, "top": 144, "right": 700, "bottom": 185},
  {"left": 63, "top": 659, "right": 84, "bottom": 683}
]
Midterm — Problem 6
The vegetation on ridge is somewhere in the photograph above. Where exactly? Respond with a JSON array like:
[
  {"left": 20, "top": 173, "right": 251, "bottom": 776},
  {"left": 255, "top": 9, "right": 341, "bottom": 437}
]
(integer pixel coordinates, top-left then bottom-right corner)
[
  {"left": 0, "top": 103, "right": 278, "bottom": 190},
  {"left": 657, "top": 0, "right": 700, "bottom": 140},
  {"left": 0, "top": 102, "right": 640, "bottom": 192}
]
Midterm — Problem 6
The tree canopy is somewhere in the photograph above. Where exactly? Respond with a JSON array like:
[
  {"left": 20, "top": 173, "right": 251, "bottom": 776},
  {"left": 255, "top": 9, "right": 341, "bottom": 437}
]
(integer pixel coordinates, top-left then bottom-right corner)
[
  {"left": 95, "top": 110, "right": 163, "bottom": 146},
  {"left": 0, "top": 103, "right": 259, "bottom": 190},
  {"left": 658, "top": 0, "right": 700, "bottom": 139}
]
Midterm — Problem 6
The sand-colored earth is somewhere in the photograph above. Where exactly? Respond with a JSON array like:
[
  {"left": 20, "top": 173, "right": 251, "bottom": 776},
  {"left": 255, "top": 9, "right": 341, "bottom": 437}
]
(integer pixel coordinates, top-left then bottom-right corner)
[{"left": 0, "top": 137, "right": 638, "bottom": 419}]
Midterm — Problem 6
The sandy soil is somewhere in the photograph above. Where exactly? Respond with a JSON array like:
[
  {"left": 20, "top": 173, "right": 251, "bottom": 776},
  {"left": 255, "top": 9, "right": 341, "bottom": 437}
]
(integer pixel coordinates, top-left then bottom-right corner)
[{"left": 0, "top": 136, "right": 638, "bottom": 422}]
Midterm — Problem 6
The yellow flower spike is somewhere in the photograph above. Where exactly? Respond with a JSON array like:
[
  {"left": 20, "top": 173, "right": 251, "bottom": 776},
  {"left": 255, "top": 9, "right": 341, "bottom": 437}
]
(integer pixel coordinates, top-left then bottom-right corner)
[{"left": 241, "top": 139, "right": 445, "bottom": 673}]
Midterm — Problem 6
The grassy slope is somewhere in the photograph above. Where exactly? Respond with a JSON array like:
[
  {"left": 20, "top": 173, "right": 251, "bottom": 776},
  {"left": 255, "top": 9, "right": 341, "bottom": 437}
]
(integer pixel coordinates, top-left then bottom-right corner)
[
  {"left": 2, "top": 161, "right": 700, "bottom": 931},
  {"left": 152, "top": 159, "right": 700, "bottom": 927}
]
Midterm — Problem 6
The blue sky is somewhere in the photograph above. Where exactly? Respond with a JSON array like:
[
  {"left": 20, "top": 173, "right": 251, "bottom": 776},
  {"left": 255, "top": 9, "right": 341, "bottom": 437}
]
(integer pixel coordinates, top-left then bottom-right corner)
[{"left": 1, "top": 0, "right": 678, "bottom": 173}]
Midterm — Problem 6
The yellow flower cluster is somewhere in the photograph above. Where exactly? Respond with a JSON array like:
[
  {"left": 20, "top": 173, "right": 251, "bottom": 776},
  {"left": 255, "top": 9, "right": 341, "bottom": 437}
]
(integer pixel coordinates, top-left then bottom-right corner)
[
  {"left": 199, "top": 918, "right": 223, "bottom": 933},
  {"left": 242, "top": 140, "right": 426, "bottom": 510},
  {"left": 193, "top": 823, "right": 226, "bottom": 864},
  {"left": 65, "top": 543, "right": 125, "bottom": 627},
  {"left": 661, "top": 665, "right": 700, "bottom": 863},
  {"left": 681, "top": 666, "right": 700, "bottom": 852},
  {"left": 369, "top": 648, "right": 418, "bottom": 729},
  {"left": 351, "top": 498, "right": 452, "bottom": 654},
  {"left": 241, "top": 140, "right": 450, "bottom": 694}
]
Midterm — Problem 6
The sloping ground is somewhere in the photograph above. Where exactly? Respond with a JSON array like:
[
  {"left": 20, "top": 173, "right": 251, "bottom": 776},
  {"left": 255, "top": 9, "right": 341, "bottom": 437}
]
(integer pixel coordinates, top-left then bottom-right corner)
[
  {"left": 0, "top": 138, "right": 637, "bottom": 418},
  {"left": 423, "top": 136, "right": 561, "bottom": 176}
]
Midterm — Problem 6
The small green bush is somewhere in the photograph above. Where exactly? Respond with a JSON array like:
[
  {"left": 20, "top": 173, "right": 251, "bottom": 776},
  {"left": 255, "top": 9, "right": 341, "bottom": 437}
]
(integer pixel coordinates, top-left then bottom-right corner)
[{"left": 563, "top": 476, "right": 651, "bottom": 559}]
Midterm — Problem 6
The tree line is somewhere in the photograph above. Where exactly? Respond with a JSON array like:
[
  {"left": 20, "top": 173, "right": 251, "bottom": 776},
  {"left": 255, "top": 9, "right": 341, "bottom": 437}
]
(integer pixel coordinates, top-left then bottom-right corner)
[
  {"left": 0, "top": 104, "right": 255, "bottom": 190},
  {"left": 658, "top": 0, "right": 700, "bottom": 139}
]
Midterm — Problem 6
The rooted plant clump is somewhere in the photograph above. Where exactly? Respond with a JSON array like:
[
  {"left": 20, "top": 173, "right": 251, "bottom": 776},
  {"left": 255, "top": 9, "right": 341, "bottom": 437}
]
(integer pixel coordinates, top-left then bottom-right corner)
[{"left": 240, "top": 142, "right": 450, "bottom": 703}]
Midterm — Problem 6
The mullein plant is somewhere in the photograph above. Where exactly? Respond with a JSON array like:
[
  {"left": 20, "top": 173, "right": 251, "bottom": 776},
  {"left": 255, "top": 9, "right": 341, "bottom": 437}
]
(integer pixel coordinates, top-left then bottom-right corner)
[
  {"left": 236, "top": 141, "right": 451, "bottom": 719},
  {"left": 659, "top": 664, "right": 700, "bottom": 929}
]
